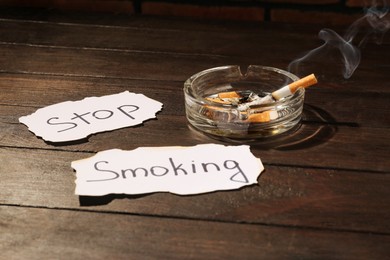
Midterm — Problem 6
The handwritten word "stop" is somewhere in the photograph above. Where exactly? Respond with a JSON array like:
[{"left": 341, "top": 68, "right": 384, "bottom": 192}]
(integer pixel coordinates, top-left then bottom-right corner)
[
  {"left": 19, "top": 91, "right": 163, "bottom": 142},
  {"left": 47, "top": 105, "right": 139, "bottom": 133}
]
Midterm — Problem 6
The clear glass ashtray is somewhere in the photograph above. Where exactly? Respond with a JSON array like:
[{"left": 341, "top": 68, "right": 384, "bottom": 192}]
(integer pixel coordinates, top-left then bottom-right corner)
[{"left": 183, "top": 65, "right": 305, "bottom": 140}]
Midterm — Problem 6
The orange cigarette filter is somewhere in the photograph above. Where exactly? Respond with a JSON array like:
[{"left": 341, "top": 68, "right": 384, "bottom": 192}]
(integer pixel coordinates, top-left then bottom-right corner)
[
  {"left": 288, "top": 74, "right": 318, "bottom": 93},
  {"left": 217, "top": 91, "right": 241, "bottom": 99},
  {"left": 247, "top": 110, "right": 278, "bottom": 123},
  {"left": 205, "top": 91, "right": 242, "bottom": 105}
]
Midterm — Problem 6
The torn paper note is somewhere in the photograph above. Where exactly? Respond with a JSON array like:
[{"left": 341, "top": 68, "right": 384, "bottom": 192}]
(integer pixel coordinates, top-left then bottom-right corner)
[
  {"left": 71, "top": 144, "right": 264, "bottom": 196},
  {"left": 19, "top": 91, "right": 163, "bottom": 142}
]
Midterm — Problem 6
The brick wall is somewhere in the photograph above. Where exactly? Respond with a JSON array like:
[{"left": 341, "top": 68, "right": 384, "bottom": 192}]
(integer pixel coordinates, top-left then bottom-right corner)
[{"left": 0, "top": 0, "right": 382, "bottom": 25}]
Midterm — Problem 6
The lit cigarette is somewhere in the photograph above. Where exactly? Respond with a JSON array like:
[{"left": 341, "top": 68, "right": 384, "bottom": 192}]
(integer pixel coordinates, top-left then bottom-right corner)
[
  {"left": 271, "top": 74, "right": 317, "bottom": 100},
  {"left": 238, "top": 74, "right": 318, "bottom": 111}
]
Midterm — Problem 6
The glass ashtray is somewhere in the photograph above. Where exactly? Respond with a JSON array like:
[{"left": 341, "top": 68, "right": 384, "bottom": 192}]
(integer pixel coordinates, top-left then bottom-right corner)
[{"left": 183, "top": 65, "right": 304, "bottom": 140}]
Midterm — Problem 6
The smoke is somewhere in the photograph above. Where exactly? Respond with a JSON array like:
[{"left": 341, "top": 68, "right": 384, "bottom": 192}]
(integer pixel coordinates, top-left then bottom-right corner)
[{"left": 288, "top": 0, "right": 390, "bottom": 79}]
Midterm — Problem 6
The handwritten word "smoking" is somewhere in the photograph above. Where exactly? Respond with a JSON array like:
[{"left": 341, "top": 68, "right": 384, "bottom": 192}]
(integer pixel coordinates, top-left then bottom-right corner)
[
  {"left": 72, "top": 145, "right": 263, "bottom": 196},
  {"left": 90, "top": 158, "right": 249, "bottom": 183}
]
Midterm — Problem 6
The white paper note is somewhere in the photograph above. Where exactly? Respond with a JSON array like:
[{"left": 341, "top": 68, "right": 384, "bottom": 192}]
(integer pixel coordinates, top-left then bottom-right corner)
[
  {"left": 72, "top": 144, "right": 264, "bottom": 196},
  {"left": 19, "top": 91, "right": 163, "bottom": 142}
]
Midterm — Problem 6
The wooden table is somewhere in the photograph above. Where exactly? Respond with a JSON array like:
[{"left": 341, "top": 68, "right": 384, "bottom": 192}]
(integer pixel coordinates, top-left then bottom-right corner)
[{"left": 1, "top": 8, "right": 389, "bottom": 259}]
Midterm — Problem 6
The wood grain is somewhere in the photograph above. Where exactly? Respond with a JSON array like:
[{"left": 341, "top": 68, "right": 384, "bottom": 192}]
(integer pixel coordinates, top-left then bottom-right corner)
[
  {"left": 2, "top": 206, "right": 389, "bottom": 259},
  {"left": 0, "top": 19, "right": 389, "bottom": 92},
  {"left": 0, "top": 18, "right": 320, "bottom": 57},
  {"left": 0, "top": 8, "right": 389, "bottom": 259}
]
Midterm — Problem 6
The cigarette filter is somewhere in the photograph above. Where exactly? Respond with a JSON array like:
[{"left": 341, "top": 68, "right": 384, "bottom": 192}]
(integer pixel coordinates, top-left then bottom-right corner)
[
  {"left": 247, "top": 110, "right": 278, "bottom": 123},
  {"left": 205, "top": 91, "right": 242, "bottom": 105},
  {"left": 217, "top": 91, "right": 241, "bottom": 99}
]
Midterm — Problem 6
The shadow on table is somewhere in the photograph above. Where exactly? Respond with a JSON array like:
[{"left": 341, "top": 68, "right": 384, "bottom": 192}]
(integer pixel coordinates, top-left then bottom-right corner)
[
  {"left": 253, "top": 104, "right": 339, "bottom": 150},
  {"left": 79, "top": 193, "right": 149, "bottom": 206},
  {"left": 189, "top": 104, "right": 351, "bottom": 150}
]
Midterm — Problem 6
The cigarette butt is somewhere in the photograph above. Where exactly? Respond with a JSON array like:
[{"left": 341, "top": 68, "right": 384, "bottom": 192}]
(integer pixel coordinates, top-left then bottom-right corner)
[
  {"left": 206, "top": 91, "right": 243, "bottom": 106},
  {"left": 217, "top": 91, "right": 241, "bottom": 99},
  {"left": 202, "top": 105, "right": 239, "bottom": 122},
  {"left": 205, "top": 97, "right": 231, "bottom": 104},
  {"left": 288, "top": 74, "right": 317, "bottom": 93},
  {"left": 247, "top": 110, "right": 278, "bottom": 123}
]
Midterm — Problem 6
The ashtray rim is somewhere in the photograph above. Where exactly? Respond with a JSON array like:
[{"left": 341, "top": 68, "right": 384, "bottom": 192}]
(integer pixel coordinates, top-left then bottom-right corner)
[{"left": 184, "top": 65, "right": 303, "bottom": 109}]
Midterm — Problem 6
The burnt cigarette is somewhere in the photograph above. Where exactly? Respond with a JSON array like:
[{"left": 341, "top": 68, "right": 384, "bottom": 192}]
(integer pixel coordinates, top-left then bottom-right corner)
[{"left": 238, "top": 74, "right": 318, "bottom": 111}]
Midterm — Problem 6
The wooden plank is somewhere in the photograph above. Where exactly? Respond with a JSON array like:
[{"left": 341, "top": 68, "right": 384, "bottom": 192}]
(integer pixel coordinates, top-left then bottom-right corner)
[
  {"left": 0, "top": 8, "right": 389, "bottom": 45},
  {"left": 0, "top": 43, "right": 240, "bottom": 81},
  {"left": 1, "top": 206, "right": 389, "bottom": 259},
  {"left": 1, "top": 147, "right": 389, "bottom": 234},
  {"left": 0, "top": 18, "right": 387, "bottom": 64},
  {"left": 0, "top": 19, "right": 320, "bottom": 58},
  {"left": 0, "top": 8, "right": 325, "bottom": 34},
  {"left": 0, "top": 74, "right": 389, "bottom": 127},
  {"left": 0, "top": 43, "right": 389, "bottom": 93}
]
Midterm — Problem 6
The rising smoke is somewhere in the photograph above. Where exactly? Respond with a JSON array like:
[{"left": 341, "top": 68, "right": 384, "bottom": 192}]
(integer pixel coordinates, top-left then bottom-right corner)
[{"left": 288, "top": 0, "right": 390, "bottom": 79}]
